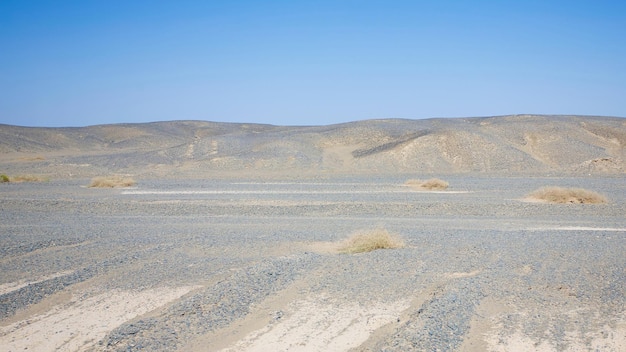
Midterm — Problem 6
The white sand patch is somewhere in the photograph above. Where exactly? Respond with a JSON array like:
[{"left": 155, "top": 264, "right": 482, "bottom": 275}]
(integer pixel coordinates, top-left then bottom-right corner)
[
  {"left": 0, "top": 270, "right": 74, "bottom": 296},
  {"left": 0, "top": 286, "right": 196, "bottom": 352},
  {"left": 219, "top": 296, "right": 409, "bottom": 352},
  {"left": 407, "top": 190, "right": 471, "bottom": 194},
  {"left": 230, "top": 182, "right": 380, "bottom": 186},
  {"left": 121, "top": 190, "right": 470, "bottom": 195},
  {"left": 521, "top": 197, "right": 551, "bottom": 204},
  {"left": 446, "top": 270, "right": 482, "bottom": 279},
  {"left": 528, "top": 226, "right": 626, "bottom": 232}
]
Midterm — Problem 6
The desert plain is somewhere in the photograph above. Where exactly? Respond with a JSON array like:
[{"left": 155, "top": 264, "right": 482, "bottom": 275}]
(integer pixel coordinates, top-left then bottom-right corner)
[{"left": 0, "top": 115, "right": 625, "bottom": 351}]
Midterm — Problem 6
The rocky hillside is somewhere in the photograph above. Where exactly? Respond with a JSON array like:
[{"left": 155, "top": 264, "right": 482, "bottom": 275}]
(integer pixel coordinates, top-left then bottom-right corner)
[{"left": 1, "top": 115, "right": 624, "bottom": 178}]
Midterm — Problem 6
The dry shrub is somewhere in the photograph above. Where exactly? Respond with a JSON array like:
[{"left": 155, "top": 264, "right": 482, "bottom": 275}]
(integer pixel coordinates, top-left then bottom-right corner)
[
  {"left": 9, "top": 174, "right": 49, "bottom": 183},
  {"left": 338, "top": 228, "right": 405, "bottom": 254},
  {"left": 526, "top": 186, "right": 608, "bottom": 204},
  {"left": 405, "top": 178, "right": 449, "bottom": 190},
  {"left": 89, "top": 176, "right": 136, "bottom": 188}
]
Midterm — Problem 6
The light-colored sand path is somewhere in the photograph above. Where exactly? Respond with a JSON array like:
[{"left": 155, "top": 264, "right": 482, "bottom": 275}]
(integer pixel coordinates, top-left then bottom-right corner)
[
  {"left": 0, "top": 286, "right": 196, "bottom": 352},
  {"left": 218, "top": 295, "right": 409, "bottom": 352},
  {"left": 0, "top": 270, "right": 75, "bottom": 296}
]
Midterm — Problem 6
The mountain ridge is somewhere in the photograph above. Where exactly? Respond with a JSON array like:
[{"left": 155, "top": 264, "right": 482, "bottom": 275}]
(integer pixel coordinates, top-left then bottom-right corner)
[{"left": 1, "top": 115, "right": 624, "bottom": 178}]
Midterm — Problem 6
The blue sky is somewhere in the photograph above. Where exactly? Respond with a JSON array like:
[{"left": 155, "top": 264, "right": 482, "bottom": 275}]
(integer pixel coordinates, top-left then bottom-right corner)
[{"left": 1, "top": 0, "right": 625, "bottom": 127}]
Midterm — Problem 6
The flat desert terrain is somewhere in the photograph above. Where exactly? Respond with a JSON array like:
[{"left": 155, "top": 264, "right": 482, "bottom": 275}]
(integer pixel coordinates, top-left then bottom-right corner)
[
  {"left": 1, "top": 176, "right": 624, "bottom": 351},
  {"left": 1, "top": 115, "right": 625, "bottom": 351}
]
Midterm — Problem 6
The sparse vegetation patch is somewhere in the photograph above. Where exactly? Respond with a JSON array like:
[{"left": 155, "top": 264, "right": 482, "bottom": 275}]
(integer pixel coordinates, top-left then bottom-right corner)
[
  {"left": 89, "top": 176, "right": 136, "bottom": 188},
  {"left": 9, "top": 174, "right": 49, "bottom": 183},
  {"left": 0, "top": 174, "right": 48, "bottom": 183},
  {"left": 405, "top": 178, "right": 449, "bottom": 190},
  {"left": 338, "top": 228, "right": 405, "bottom": 254},
  {"left": 526, "top": 186, "right": 608, "bottom": 204}
]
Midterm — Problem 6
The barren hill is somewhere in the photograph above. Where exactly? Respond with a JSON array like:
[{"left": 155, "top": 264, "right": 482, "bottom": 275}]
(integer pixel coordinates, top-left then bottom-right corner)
[{"left": 1, "top": 115, "right": 624, "bottom": 178}]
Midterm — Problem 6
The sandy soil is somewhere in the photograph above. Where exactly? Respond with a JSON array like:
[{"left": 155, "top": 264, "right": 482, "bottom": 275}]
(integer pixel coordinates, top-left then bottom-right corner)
[
  {"left": 0, "top": 270, "right": 75, "bottom": 296},
  {"left": 3, "top": 281, "right": 623, "bottom": 352},
  {"left": 1, "top": 285, "right": 196, "bottom": 352},
  {"left": 484, "top": 321, "right": 626, "bottom": 352},
  {"left": 0, "top": 287, "right": 192, "bottom": 352},
  {"left": 215, "top": 296, "right": 409, "bottom": 352},
  {"left": 463, "top": 297, "right": 626, "bottom": 352}
]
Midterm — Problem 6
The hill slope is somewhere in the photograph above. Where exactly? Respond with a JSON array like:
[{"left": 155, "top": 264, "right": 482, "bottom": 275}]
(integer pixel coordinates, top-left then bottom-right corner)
[{"left": 1, "top": 115, "right": 624, "bottom": 178}]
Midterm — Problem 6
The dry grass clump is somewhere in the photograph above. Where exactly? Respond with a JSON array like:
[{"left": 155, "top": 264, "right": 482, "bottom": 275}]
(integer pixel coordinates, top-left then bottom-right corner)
[
  {"left": 405, "top": 178, "right": 449, "bottom": 191},
  {"left": 9, "top": 174, "right": 49, "bottom": 183},
  {"left": 89, "top": 176, "right": 136, "bottom": 188},
  {"left": 526, "top": 186, "right": 608, "bottom": 204},
  {"left": 0, "top": 174, "right": 48, "bottom": 183},
  {"left": 338, "top": 228, "right": 405, "bottom": 254}
]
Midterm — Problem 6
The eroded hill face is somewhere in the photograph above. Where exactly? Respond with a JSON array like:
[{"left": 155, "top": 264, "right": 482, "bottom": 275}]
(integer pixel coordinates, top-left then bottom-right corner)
[{"left": 1, "top": 115, "right": 624, "bottom": 178}]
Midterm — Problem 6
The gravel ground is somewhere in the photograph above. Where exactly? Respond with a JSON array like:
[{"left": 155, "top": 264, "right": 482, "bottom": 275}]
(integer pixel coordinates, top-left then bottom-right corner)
[{"left": 0, "top": 175, "right": 624, "bottom": 351}]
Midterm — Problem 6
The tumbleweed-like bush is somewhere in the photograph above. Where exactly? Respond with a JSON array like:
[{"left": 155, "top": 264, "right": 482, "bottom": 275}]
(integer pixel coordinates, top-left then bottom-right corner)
[
  {"left": 405, "top": 178, "right": 449, "bottom": 190},
  {"left": 526, "top": 186, "right": 607, "bottom": 204},
  {"left": 89, "top": 176, "right": 136, "bottom": 188},
  {"left": 338, "top": 228, "right": 405, "bottom": 254}
]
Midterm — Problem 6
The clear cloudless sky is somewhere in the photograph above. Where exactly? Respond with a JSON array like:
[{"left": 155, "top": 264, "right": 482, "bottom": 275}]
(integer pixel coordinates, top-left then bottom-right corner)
[{"left": 1, "top": 0, "right": 625, "bottom": 127}]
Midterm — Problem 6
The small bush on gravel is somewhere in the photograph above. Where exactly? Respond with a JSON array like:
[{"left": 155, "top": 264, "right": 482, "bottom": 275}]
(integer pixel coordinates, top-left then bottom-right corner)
[
  {"left": 0, "top": 174, "right": 9, "bottom": 183},
  {"left": 405, "top": 178, "right": 449, "bottom": 190},
  {"left": 526, "top": 186, "right": 608, "bottom": 204},
  {"left": 339, "top": 228, "right": 405, "bottom": 254},
  {"left": 9, "top": 174, "right": 49, "bottom": 183},
  {"left": 89, "top": 176, "right": 136, "bottom": 188}
]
